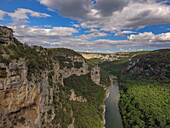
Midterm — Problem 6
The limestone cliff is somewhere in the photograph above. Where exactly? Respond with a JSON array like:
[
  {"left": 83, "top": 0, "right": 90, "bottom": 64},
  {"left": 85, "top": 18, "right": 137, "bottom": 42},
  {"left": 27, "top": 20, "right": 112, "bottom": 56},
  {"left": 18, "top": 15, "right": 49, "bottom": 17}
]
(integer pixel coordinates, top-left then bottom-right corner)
[
  {"left": 80, "top": 52, "right": 130, "bottom": 62},
  {"left": 0, "top": 26, "right": 107, "bottom": 128},
  {"left": 122, "top": 49, "right": 170, "bottom": 77}
]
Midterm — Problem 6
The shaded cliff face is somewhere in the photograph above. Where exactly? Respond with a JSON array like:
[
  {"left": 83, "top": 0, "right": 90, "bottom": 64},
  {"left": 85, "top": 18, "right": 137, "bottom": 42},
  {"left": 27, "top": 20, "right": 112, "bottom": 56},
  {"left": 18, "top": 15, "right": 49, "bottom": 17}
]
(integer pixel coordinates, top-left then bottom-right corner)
[
  {"left": 122, "top": 49, "right": 170, "bottom": 78},
  {"left": 0, "top": 26, "right": 108, "bottom": 128}
]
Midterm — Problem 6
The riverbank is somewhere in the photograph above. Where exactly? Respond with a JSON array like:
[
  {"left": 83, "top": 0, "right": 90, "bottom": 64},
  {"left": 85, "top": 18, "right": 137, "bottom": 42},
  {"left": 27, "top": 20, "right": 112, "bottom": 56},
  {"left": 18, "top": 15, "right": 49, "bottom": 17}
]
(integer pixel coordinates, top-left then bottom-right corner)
[
  {"left": 105, "top": 75, "right": 124, "bottom": 128},
  {"left": 102, "top": 75, "right": 116, "bottom": 128},
  {"left": 102, "top": 85, "right": 111, "bottom": 128}
]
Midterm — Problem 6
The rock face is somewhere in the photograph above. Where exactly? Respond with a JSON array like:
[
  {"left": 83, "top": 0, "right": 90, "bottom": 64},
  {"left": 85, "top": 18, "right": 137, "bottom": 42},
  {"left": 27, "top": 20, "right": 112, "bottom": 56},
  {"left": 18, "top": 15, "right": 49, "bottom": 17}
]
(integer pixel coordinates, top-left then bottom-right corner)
[
  {"left": 81, "top": 52, "right": 130, "bottom": 61},
  {"left": 91, "top": 65, "right": 100, "bottom": 85},
  {"left": 122, "top": 49, "right": 170, "bottom": 77},
  {"left": 0, "top": 59, "right": 40, "bottom": 128},
  {"left": 0, "top": 26, "right": 15, "bottom": 45},
  {"left": 69, "top": 89, "right": 87, "bottom": 102},
  {"left": 0, "top": 26, "right": 104, "bottom": 128}
]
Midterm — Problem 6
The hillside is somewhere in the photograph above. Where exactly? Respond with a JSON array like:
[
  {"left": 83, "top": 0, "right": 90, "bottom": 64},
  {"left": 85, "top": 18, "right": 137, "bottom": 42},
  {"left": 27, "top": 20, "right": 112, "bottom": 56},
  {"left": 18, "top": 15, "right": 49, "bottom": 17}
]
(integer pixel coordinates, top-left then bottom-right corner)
[
  {"left": 0, "top": 26, "right": 110, "bottom": 128},
  {"left": 80, "top": 52, "right": 137, "bottom": 62},
  {"left": 122, "top": 49, "right": 170, "bottom": 77},
  {"left": 100, "top": 49, "right": 170, "bottom": 128}
]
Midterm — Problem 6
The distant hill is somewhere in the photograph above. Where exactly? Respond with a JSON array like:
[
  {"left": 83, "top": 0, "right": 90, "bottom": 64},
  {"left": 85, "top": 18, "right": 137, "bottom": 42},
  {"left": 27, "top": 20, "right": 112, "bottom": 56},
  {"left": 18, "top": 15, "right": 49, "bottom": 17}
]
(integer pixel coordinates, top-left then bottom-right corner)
[{"left": 122, "top": 49, "right": 170, "bottom": 78}]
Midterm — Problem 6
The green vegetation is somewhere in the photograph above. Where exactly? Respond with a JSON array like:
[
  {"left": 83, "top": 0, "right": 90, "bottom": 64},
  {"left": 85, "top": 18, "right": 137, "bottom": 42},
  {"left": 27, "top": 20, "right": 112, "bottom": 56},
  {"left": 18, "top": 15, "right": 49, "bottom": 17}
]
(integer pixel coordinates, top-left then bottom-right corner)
[
  {"left": 56, "top": 56, "right": 73, "bottom": 69},
  {"left": 74, "top": 62, "right": 83, "bottom": 68},
  {"left": 86, "top": 58, "right": 110, "bottom": 87},
  {"left": 0, "top": 27, "right": 111, "bottom": 128},
  {"left": 123, "top": 49, "right": 170, "bottom": 77},
  {"left": 0, "top": 68, "right": 7, "bottom": 78},
  {"left": 119, "top": 75, "right": 170, "bottom": 128},
  {"left": 100, "top": 49, "right": 170, "bottom": 128},
  {"left": 64, "top": 74, "right": 105, "bottom": 128},
  {"left": 87, "top": 58, "right": 104, "bottom": 70},
  {"left": 17, "top": 117, "right": 26, "bottom": 124},
  {"left": 100, "top": 51, "right": 150, "bottom": 76},
  {"left": 100, "top": 68, "right": 110, "bottom": 87},
  {"left": 48, "top": 48, "right": 82, "bottom": 57},
  {"left": 0, "top": 40, "right": 54, "bottom": 81},
  {"left": 51, "top": 74, "right": 106, "bottom": 128}
]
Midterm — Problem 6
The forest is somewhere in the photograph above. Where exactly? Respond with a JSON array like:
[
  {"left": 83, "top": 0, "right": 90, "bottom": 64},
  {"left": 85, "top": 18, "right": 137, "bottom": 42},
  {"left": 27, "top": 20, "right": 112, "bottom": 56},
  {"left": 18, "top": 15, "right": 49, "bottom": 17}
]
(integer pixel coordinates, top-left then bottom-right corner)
[{"left": 100, "top": 49, "right": 170, "bottom": 128}]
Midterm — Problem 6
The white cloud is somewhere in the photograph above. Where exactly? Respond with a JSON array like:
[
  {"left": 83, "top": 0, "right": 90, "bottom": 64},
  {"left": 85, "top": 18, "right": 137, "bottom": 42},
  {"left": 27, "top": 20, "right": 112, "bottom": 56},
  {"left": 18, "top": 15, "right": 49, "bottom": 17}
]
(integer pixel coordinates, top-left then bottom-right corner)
[
  {"left": 44, "top": 25, "right": 52, "bottom": 28},
  {"left": 72, "top": 24, "right": 80, "bottom": 28},
  {"left": 10, "top": 25, "right": 78, "bottom": 47},
  {"left": 79, "top": 32, "right": 108, "bottom": 40},
  {"left": 0, "top": 8, "right": 50, "bottom": 21},
  {"left": 0, "top": 10, "right": 6, "bottom": 20},
  {"left": 128, "top": 32, "right": 155, "bottom": 41},
  {"left": 8, "top": 20, "right": 29, "bottom": 26},
  {"left": 9, "top": 25, "right": 169, "bottom": 51},
  {"left": 114, "top": 33, "right": 125, "bottom": 37},
  {"left": 120, "top": 31, "right": 137, "bottom": 34},
  {"left": 12, "top": 25, "right": 78, "bottom": 37},
  {"left": 84, "top": 29, "right": 99, "bottom": 33},
  {"left": 128, "top": 32, "right": 170, "bottom": 42},
  {"left": 39, "top": 0, "right": 170, "bottom": 31},
  {"left": 128, "top": 32, "right": 170, "bottom": 47},
  {"left": 155, "top": 33, "right": 170, "bottom": 41}
]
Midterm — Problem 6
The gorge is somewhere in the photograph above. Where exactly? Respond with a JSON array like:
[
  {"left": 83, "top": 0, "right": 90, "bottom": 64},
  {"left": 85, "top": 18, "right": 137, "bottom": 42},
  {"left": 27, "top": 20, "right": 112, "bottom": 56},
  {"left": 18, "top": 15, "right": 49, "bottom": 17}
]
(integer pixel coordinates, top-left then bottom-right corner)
[
  {"left": 0, "top": 26, "right": 170, "bottom": 128},
  {"left": 0, "top": 26, "right": 110, "bottom": 128}
]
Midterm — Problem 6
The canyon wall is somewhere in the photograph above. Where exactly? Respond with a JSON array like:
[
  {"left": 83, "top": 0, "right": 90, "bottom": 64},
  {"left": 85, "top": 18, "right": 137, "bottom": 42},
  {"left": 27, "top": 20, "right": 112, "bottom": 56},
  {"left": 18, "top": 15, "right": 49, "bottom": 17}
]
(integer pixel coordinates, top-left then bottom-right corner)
[{"left": 0, "top": 26, "right": 105, "bottom": 128}]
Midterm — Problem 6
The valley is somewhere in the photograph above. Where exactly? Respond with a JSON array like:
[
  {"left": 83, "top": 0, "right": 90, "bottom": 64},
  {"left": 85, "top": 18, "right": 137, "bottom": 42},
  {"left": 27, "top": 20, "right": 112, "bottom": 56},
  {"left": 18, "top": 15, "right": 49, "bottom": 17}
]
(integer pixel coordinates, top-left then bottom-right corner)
[{"left": 0, "top": 26, "right": 170, "bottom": 128}]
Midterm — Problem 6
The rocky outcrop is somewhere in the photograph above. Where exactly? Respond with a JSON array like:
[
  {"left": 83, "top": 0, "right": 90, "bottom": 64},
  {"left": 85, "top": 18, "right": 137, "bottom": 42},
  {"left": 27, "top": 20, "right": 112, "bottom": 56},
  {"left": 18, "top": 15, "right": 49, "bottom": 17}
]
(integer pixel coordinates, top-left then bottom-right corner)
[
  {"left": 0, "top": 26, "right": 15, "bottom": 45},
  {"left": 69, "top": 89, "right": 87, "bottom": 102},
  {"left": 0, "top": 26, "right": 105, "bottom": 128},
  {"left": 81, "top": 52, "right": 130, "bottom": 62},
  {"left": 122, "top": 49, "right": 170, "bottom": 78},
  {"left": 56, "top": 56, "right": 89, "bottom": 85},
  {"left": 91, "top": 65, "right": 100, "bottom": 85},
  {"left": 0, "top": 59, "right": 41, "bottom": 128}
]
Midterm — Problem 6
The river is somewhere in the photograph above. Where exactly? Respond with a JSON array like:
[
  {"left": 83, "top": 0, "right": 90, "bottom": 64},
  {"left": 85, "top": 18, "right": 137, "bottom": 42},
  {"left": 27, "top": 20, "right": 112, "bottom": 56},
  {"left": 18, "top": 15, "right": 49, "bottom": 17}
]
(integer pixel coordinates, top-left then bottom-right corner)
[{"left": 105, "top": 77, "right": 124, "bottom": 128}]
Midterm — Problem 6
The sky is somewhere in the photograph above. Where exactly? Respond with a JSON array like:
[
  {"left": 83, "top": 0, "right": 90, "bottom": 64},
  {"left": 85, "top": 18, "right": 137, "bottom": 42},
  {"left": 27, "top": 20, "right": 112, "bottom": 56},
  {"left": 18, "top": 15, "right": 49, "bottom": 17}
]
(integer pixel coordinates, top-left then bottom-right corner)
[{"left": 0, "top": 0, "right": 170, "bottom": 53}]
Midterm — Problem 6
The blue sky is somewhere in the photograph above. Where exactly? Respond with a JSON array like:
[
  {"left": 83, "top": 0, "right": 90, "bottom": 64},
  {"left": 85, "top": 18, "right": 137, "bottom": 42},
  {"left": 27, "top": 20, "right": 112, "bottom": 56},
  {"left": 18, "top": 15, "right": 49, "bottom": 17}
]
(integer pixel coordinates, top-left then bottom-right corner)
[{"left": 0, "top": 0, "right": 170, "bottom": 53}]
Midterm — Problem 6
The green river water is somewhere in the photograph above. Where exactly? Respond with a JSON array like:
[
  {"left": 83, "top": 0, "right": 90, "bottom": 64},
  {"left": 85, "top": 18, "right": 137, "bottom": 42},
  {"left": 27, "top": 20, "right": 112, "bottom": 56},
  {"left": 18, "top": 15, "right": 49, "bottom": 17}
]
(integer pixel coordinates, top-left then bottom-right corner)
[{"left": 105, "top": 79, "right": 124, "bottom": 128}]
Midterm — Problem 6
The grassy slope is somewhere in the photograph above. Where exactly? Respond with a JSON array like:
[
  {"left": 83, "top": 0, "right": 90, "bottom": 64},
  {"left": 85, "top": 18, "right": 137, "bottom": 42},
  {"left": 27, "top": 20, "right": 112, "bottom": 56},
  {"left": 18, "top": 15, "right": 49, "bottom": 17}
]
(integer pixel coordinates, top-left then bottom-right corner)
[{"left": 64, "top": 74, "right": 105, "bottom": 128}]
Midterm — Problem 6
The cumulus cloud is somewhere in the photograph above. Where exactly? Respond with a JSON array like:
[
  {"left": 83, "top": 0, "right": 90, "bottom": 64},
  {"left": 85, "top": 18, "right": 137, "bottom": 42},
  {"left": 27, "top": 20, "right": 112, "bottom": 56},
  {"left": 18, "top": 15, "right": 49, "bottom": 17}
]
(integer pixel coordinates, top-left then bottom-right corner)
[
  {"left": 12, "top": 25, "right": 78, "bottom": 37},
  {"left": 39, "top": 0, "right": 170, "bottom": 31},
  {"left": 79, "top": 32, "right": 108, "bottom": 39},
  {"left": 0, "top": 8, "right": 50, "bottom": 20},
  {"left": 93, "top": 0, "right": 129, "bottom": 16},
  {"left": 39, "top": 0, "right": 92, "bottom": 19},
  {"left": 72, "top": 24, "right": 80, "bottom": 28},
  {"left": 120, "top": 31, "right": 137, "bottom": 34},
  {"left": 128, "top": 32, "right": 170, "bottom": 47},
  {"left": 128, "top": 32, "right": 170, "bottom": 42},
  {"left": 114, "top": 31, "right": 137, "bottom": 37},
  {"left": 114, "top": 34, "right": 125, "bottom": 37},
  {"left": 84, "top": 29, "right": 99, "bottom": 33},
  {"left": 8, "top": 8, "right": 50, "bottom": 20},
  {"left": 11, "top": 25, "right": 78, "bottom": 46},
  {"left": 12, "top": 25, "right": 170, "bottom": 51},
  {"left": 0, "top": 10, "right": 6, "bottom": 20}
]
